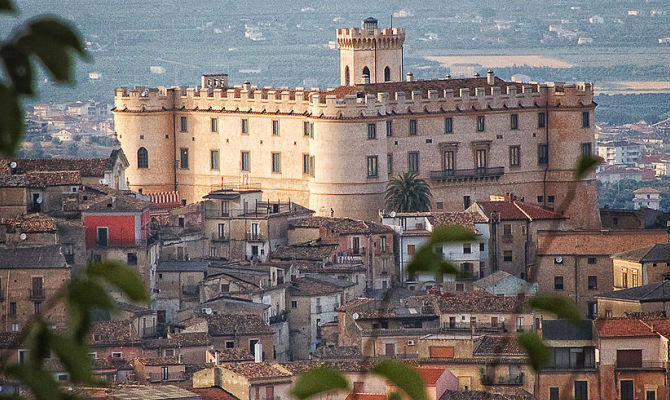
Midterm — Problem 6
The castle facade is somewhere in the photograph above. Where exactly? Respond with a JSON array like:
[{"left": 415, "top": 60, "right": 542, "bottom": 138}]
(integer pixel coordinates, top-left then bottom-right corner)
[{"left": 113, "top": 18, "right": 600, "bottom": 229}]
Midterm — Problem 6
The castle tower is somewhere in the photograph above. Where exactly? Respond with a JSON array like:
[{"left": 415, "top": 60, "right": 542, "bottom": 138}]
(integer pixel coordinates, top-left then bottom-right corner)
[{"left": 337, "top": 17, "right": 405, "bottom": 86}]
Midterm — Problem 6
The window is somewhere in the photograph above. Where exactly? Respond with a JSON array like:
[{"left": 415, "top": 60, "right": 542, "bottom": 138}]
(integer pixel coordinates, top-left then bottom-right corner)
[
  {"left": 218, "top": 224, "right": 225, "bottom": 239},
  {"left": 210, "top": 150, "right": 220, "bottom": 170},
  {"left": 367, "top": 156, "right": 378, "bottom": 177},
  {"left": 304, "top": 121, "right": 313, "bottom": 136},
  {"left": 509, "top": 146, "right": 520, "bottom": 167},
  {"left": 127, "top": 253, "right": 137, "bottom": 265},
  {"left": 180, "top": 116, "right": 187, "bottom": 132},
  {"left": 503, "top": 224, "right": 512, "bottom": 236},
  {"left": 538, "top": 112, "right": 546, "bottom": 128},
  {"left": 587, "top": 257, "right": 596, "bottom": 264},
  {"left": 272, "top": 120, "right": 279, "bottom": 135},
  {"left": 463, "top": 243, "right": 471, "bottom": 254},
  {"left": 387, "top": 154, "right": 393, "bottom": 176},
  {"left": 574, "top": 381, "right": 588, "bottom": 400},
  {"left": 97, "top": 227, "right": 108, "bottom": 247},
  {"left": 211, "top": 117, "right": 218, "bottom": 132},
  {"left": 380, "top": 236, "right": 387, "bottom": 253},
  {"left": 225, "top": 341, "right": 234, "bottom": 349},
  {"left": 34, "top": 301, "right": 41, "bottom": 314},
  {"left": 408, "top": 152, "right": 419, "bottom": 173},
  {"left": 443, "top": 151, "right": 455, "bottom": 173},
  {"left": 180, "top": 148, "right": 189, "bottom": 169},
  {"left": 503, "top": 250, "right": 513, "bottom": 262},
  {"left": 111, "top": 352, "right": 122, "bottom": 358},
  {"left": 344, "top": 66, "right": 350, "bottom": 86},
  {"left": 241, "top": 151, "right": 250, "bottom": 171},
  {"left": 436, "top": 202, "right": 443, "bottom": 210},
  {"left": 476, "top": 115, "right": 485, "bottom": 131},
  {"left": 479, "top": 243, "right": 485, "bottom": 251},
  {"left": 463, "top": 196, "right": 471, "bottom": 210},
  {"left": 588, "top": 276, "right": 597, "bottom": 290},
  {"left": 11, "top": 323, "right": 19, "bottom": 332},
  {"left": 384, "top": 66, "right": 391, "bottom": 82},
  {"left": 476, "top": 149, "right": 487, "bottom": 171},
  {"left": 303, "top": 154, "right": 311, "bottom": 174},
  {"left": 367, "top": 123, "right": 376, "bottom": 139},
  {"left": 291, "top": 301, "right": 297, "bottom": 309},
  {"left": 18, "top": 349, "right": 28, "bottom": 364},
  {"left": 386, "top": 120, "right": 392, "bottom": 136},
  {"left": 582, "top": 111, "right": 590, "bottom": 128},
  {"left": 538, "top": 144, "right": 549, "bottom": 164},
  {"left": 510, "top": 114, "right": 518, "bottom": 130},
  {"left": 548, "top": 195, "right": 555, "bottom": 203},
  {"left": 581, "top": 143, "right": 592, "bottom": 157},
  {"left": 362, "top": 66, "right": 370, "bottom": 79},
  {"left": 409, "top": 119, "right": 417, "bottom": 135},
  {"left": 407, "top": 245, "right": 415, "bottom": 255},
  {"left": 221, "top": 201, "right": 230, "bottom": 217},
  {"left": 137, "top": 147, "right": 148, "bottom": 169},
  {"left": 178, "top": 217, "right": 184, "bottom": 228},
  {"left": 554, "top": 276, "right": 564, "bottom": 290},
  {"left": 241, "top": 118, "right": 249, "bottom": 134},
  {"left": 272, "top": 153, "right": 281, "bottom": 173},
  {"left": 444, "top": 117, "right": 453, "bottom": 133},
  {"left": 632, "top": 270, "right": 639, "bottom": 287}
]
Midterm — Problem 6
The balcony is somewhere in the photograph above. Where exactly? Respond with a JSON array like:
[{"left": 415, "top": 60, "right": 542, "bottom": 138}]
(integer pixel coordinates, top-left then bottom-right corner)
[
  {"left": 29, "top": 288, "right": 45, "bottom": 301},
  {"left": 147, "top": 371, "right": 185, "bottom": 382},
  {"left": 615, "top": 361, "right": 668, "bottom": 371},
  {"left": 481, "top": 374, "right": 524, "bottom": 386},
  {"left": 210, "top": 232, "right": 230, "bottom": 242},
  {"left": 246, "top": 232, "right": 265, "bottom": 241},
  {"left": 269, "top": 311, "right": 288, "bottom": 324},
  {"left": 337, "top": 248, "right": 365, "bottom": 264},
  {"left": 430, "top": 167, "right": 505, "bottom": 182}
]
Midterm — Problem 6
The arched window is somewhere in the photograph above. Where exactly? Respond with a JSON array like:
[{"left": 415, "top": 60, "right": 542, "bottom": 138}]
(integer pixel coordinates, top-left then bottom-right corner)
[
  {"left": 362, "top": 66, "right": 370, "bottom": 81},
  {"left": 344, "top": 66, "right": 350, "bottom": 86},
  {"left": 384, "top": 66, "right": 391, "bottom": 82},
  {"left": 137, "top": 147, "right": 148, "bottom": 169}
]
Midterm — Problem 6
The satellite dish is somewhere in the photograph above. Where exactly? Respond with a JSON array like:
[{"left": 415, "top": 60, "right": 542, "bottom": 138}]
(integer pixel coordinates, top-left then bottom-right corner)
[
  {"left": 555, "top": 256, "right": 563, "bottom": 264},
  {"left": 19, "top": 233, "right": 27, "bottom": 241},
  {"left": 389, "top": 211, "right": 396, "bottom": 218},
  {"left": 9, "top": 161, "right": 17, "bottom": 169},
  {"left": 99, "top": 178, "right": 107, "bottom": 184},
  {"left": 36, "top": 197, "right": 42, "bottom": 204},
  {"left": 352, "top": 312, "right": 359, "bottom": 320}
]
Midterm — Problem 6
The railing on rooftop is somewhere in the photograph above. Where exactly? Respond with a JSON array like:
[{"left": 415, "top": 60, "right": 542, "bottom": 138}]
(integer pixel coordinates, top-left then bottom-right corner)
[
  {"left": 480, "top": 373, "right": 524, "bottom": 386},
  {"left": 615, "top": 360, "right": 669, "bottom": 370},
  {"left": 430, "top": 167, "right": 505, "bottom": 182}
]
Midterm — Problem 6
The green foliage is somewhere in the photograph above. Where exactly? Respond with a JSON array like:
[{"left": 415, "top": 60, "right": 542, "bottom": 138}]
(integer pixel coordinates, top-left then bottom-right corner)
[
  {"left": 574, "top": 154, "right": 601, "bottom": 180},
  {"left": 0, "top": 0, "right": 88, "bottom": 156},
  {"left": 388, "top": 392, "right": 402, "bottom": 400},
  {"left": 516, "top": 332, "right": 551, "bottom": 372},
  {"left": 528, "top": 295, "right": 583, "bottom": 323},
  {"left": 290, "top": 367, "right": 349, "bottom": 400},
  {"left": 385, "top": 172, "right": 433, "bottom": 213},
  {"left": 372, "top": 361, "right": 426, "bottom": 400},
  {"left": 4, "top": 261, "right": 147, "bottom": 399},
  {"left": 406, "top": 225, "right": 479, "bottom": 279}
]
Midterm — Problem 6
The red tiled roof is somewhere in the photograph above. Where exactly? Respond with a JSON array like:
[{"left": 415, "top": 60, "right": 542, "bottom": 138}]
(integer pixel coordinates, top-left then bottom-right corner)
[
  {"left": 475, "top": 200, "right": 563, "bottom": 221},
  {"left": 595, "top": 319, "right": 659, "bottom": 338},
  {"left": 537, "top": 230, "right": 669, "bottom": 256},
  {"left": 417, "top": 367, "right": 446, "bottom": 385},
  {"left": 634, "top": 187, "right": 661, "bottom": 194},
  {"left": 346, "top": 394, "right": 387, "bottom": 400},
  {"left": 190, "top": 388, "right": 240, "bottom": 400}
]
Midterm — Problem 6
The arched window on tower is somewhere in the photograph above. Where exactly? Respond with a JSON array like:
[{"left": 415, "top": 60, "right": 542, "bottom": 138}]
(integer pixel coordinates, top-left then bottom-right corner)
[
  {"left": 362, "top": 66, "right": 371, "bottom": 82},
  {"left": 137, "top": 147, "right": 148, "bottom": 169},
  {"left": 344, "top": 66, "right": 350, "bottom": 86},
  {"left": 384, "top": 66, "right": 391, "bottom": 82}
]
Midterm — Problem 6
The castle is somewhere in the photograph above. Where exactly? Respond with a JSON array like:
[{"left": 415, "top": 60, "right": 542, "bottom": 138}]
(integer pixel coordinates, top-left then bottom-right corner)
[{"left": 113, "top": 18, "right": 600, "bottom": 229}]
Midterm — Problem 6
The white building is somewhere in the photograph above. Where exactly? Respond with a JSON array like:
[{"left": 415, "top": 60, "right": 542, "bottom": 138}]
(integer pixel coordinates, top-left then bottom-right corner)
[
  {"left": 597, "top": 140, "right": 643, "bottom": 166},
  {"left": 381, "top": 211, "right": 489, "bottom": 288},
  {"left": 633, "top": 187, "right": 662, "bottom": 210}
]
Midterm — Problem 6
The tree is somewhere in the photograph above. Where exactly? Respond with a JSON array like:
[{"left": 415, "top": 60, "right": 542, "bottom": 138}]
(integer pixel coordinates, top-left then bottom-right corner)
[{"left": 384, "top": 172, "right": 433, "bottom": 213}]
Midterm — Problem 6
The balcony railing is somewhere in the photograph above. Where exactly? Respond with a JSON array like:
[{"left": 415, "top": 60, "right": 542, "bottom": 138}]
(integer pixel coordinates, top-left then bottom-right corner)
[
  {"left": 246, "top": 232, "right": 265, "bottom": 241},
  {"left": 338, "top": 248, "right": 365, "bottom": 263},
  {"left": 140, "top": 327, "right": 156, "bottom": 338},
  {"left": 96, "top": 238, "right": 148, "bottom": 248},
  {"left": 29, "top": 288, "right": 45, "bottom": 300},
  {"left": 211, "top": 232, "right": 230, "bottom": 242},
  {"left": 148, "top": 371, "right": 185, "bottom": 382},
  {"left": 430, "top": 167, "right": 505, "bottom": 182},
  {"left": 269, "top": 311, "right": 288, "bottom": 324},
  {"left": 481, "top": 374, "right": 524, "bottom": 386},
  {"left": 615, "top": 361, "right": 669, "bottom": 370}
]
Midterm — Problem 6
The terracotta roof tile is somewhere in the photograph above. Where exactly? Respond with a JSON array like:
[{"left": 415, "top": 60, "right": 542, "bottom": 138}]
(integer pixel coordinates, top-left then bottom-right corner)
[
  {"left": 595, "top": 318, "right": 659, "bottom": 338},
  {"left": 293, "top": 216, "right": 393, "bottom": 234},
  {"left": 190, "top": 387, "right": 240, "bottom": 400},
  {"left": 288, "top": 276, "right": 345, "bottom": 296},
  {"left": 135, "top": 356, "right": 181, "bottom": 366},
  {"left": 5, "top": 158, "right": 108, "bottom": 177},
  {"left": 475, "top": 200, "right": 563, "bottom": 221},
  {"left": 89, "top": 320, "right": 140, "bottom": 346},
  {"left": 219, "top": 362, "right": 292, "bottom": 380},
  {"left": 430, "top": 211, "right": 487, "bottom": 231},
  {"left": 211, "top": 348, "right": 254, "bottom": 362},
  {"left": 346, "top": 394, "right": 387, "bottom": 400},
  {"left": 82, "top": 193, "right": 150, "bottom": 212},
  {"left": 435, "top": 293, "right": 526, "bottom": 314},
  {"left": 474, "top": 336, "right": 524, "bottom": 356},
  {"left": 206, "top": 314, "right": 272, "bottom": 336},
  {"left": 272, "top": 240, "right": 338, "bottom": 261},
  {"left": 312, "top": 346, "right": 361, "bottom": 359},
  {"left": 537, "top": 230, "right": 669, "bottom": 256},
  {"left": 142, "top": 332, "right": 210, "bottom": 349},
  {"left": 417, "top": 367, "right": 447, "bottom": 385},
  {"left": 0, "top": 214, "right": 56, "bottom": 233}
]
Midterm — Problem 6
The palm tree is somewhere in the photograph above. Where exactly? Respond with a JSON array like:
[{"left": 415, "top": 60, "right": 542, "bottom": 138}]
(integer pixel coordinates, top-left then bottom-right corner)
[{"left": 385, "top": 172, "right": 433, "bottom": 212}]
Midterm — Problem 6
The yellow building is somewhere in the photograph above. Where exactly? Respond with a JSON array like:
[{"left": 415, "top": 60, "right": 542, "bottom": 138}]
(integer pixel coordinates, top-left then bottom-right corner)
[{"left": 113, "top": 18, "right": 599, "bottom": 228}]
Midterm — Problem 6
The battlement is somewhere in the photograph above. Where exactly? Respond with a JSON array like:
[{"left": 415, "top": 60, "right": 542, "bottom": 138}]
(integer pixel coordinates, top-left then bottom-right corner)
[
  {"left": 113, "top": 78, "right": 594, "bottom": 119},
  {"left": 336, "top": 27, "right": 405, "bottom": 38},
  {"left": 337, "top": 27, "right": 405, "bottom": 50}
]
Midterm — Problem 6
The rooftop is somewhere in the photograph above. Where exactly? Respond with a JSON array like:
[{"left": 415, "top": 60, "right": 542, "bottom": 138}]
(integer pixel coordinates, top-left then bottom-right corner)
[
  {"left": 89, "top": 320, "right": 140, "bottom": 346},
  {"left": 634, "top": 187, "right": 662, "bottom": 194},
  {"left": 439, "top": 389, "right": 534, "bottom": 400},
  {"left": 429, "top": 211, "right": 487, "bottom": 231},
  {"left": 271, "top": 240, "right": 338, "bottom": 261},
  {"left": 109, "top": 385, "right": 199, "bottom": 400},
  {"left": 292, "top": 216, "right": 393, "bottom": 235},
  {"left": 0, "top": 213, "right": 57, "bottom": 233},
  {"left": 416, "top": 366, "right": 447, "bottom": 385},
  {"left": 211, "top": 348, "right": 254, "bottom": 362},
  {"left": 594, "top": 318, "right": 659, "bottom": 338},
  {"left": 474, "top": 200, "right": 564, "bottom": 221},
  {"left": 206, "top": 314, "right": 273, "bottom": 336},
  {"left": 473, "top": 336, "right": 524, "bottom": 357},
  {"left": 537, "top": 229, "right": 669, "bottom": 256},
  {"left": 142, "top": 332, "right": 210, "bottom": 349},
  {"left": 435, "top": 293, "right": 527, "bottom": 314},
  {"left": 157, "top": 260, "right": 210, "bottom": 272},
  {"left": 82, "top": 193, "right": 150, "bottom": 213},
  {"left": 542, "top": 320, "right": 593, "bottom": 341},
  {"left": 612, "top": 243, "right": 670, "bottom": 263},
  {"left": 596, "top": 281, "right": 670, "bottom": 303},
  {"left": 312, "top": 345, "right": 362, "bottom": 359},
  {"left": 219, "top": 362, "right": 292, "bottom": 380},
  {"left": 0, "top": 245, "right": 68, "bottom": 269},
  {"left": 288, "top": 276, "right": 348, "bottom": 296}
]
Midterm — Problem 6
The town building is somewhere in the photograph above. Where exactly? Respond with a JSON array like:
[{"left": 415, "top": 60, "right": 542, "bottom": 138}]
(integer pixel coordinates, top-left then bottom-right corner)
[
  {"left": 611, "top": 243, "right": 670, "bottom": 289},
  {"left": 633, "top": 187, "right": 662, "bottom": 210},
  {"left": 472, "top": 271, "right": 538, "bottom": 297},
  {"left": 113, "top": 19, "right": 600, "bottom": 230},
  {"left": 596, "top": 281, "right": 670, "bottom": 318},
  {"left": 597, "top": 140, "right": 642, "bottom": 166}
]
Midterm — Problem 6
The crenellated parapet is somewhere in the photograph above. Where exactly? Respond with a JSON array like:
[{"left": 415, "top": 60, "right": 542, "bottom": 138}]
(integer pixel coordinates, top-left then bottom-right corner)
[{"left": 337, "top": 27, "right": 405, "bottom": 50}]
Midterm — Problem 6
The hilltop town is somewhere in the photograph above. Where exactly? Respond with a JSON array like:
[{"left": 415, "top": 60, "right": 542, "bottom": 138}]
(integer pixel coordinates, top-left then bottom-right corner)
[{"left": 3, "top": 17, "right": 670, "bottom": 400}]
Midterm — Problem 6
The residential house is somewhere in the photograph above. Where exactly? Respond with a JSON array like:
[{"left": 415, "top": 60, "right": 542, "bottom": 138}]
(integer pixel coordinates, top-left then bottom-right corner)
[
  {"left": 204, "top": 187, "right": 313, "bottom": 262},
  {"left": 633, "top": 187, "right": 662, "bottom": 211},
  {"left": 299, "top": 262, "right": 366, "bottom": 299},
  {"left": 533, "top": 229, "right": 670, "bottom": 318},
  {"left": 472, "top": 271, "right": 538, "bottom": 296},
  {"left": 141, "top": 332, "right": 211, "bottom": 364},
  {"left": 468, "top": 199, "right": 569, "bottom": 279},
  {"left": 88, "top": 320, "right": 142, "bottom": 360},
  {"left": 595, "top": 318, "right": 669, "bottom": 400},
  {"left": 538, "top": 320, "right": 599, "bottom": 400},
  {"left": 288, "top": 216, "right": 395, "bottom": 289},
  {"left": 193, "top": 362, "right": 293, "bottom": 400},
  {"left": 82, "top": 193, "right": 158, "bottom": 295},
  {"left": 596, "top": 281, "right": 670, "bottom": 318},
  {"left": 157, "top": 202, "right": 208, "bottom": 261},
  {"left": 155, "top": 260, "right": 209, "bottom": 323},
  {"left": 381, "top": 212, "right": 487, "bottom": 288},
  {"left": 0, "top": 245, "right": 70, "bottom": 332},
  {"left": 132, "top": 357, "right": 186, "bottom": 383},
  {"left": 92, "top": 357, "right": 134, "bottom": 384},
  {"left": 182, "top": 314, "right": 275, "bottom": 361},
  {"left": 386, "top": 367, "right": 456, "bottom": 400},
  {"left": 286, "top": 276, "right": 347, "bottom": 360},
  {"left": 0, "top": 170, "right": 81, "bottom": 217},
  {"left": 612, "top": 243, "right": 670, "bottom": 290},
  {"left": 597, "top": 140, "right": 643, "bottom": 166}
]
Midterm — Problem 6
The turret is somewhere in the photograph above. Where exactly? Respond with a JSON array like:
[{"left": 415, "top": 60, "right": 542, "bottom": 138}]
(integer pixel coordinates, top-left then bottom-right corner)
[{"left": 337, "top": 18, "right": 405, "bottom": 86}]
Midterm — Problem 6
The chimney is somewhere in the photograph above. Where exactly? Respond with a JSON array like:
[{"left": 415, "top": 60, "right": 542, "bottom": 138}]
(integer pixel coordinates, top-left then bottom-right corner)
[
  {"left": 214, "top": 350, "right": 219, "bottom": 365},
  {"left": 254, "top": 343, "right": 263, "bottom": 363},
  {"left": 474, "top": 72, "right": 480, "bottom": 78},
  {"left": 363, "top": 74, "right": 370, "bottom": 85},
  {"left": 445, "top": 74, "right": 451, "bottom": 80},
  {"left": 406, "top": 72, "right": 413, "bottom": 82},
  {"left": 243, "top": 81, "right": 251, "bottom": 91},
  {"left": 487, "top": 70, "right": 495, "bottom": 85}
]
